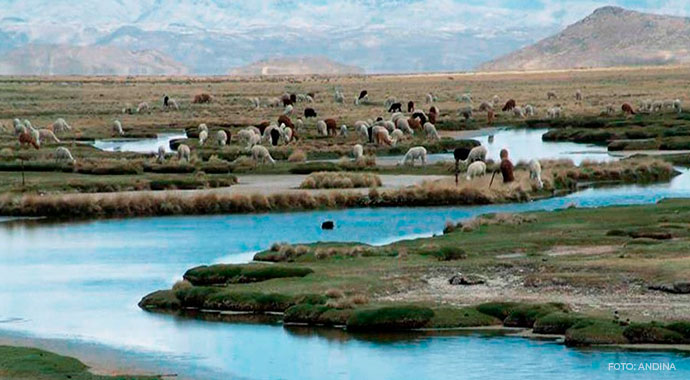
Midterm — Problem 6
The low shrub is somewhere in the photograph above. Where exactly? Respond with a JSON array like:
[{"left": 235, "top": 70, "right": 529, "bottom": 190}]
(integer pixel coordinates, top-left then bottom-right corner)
[
  {"left": 300, "top": 172, "right": 381, "bottom": 189},
  {"left": 623, "top": 323, "right": 686, "bottom": 344},
  {"left": 346, "top": 306, "right": 434, "bottom": 331},
  {"left": 434, "top": 246, "right": 467, "bottom": 261},
  {"left": 475, "top": 302, "right": 520, "bottom": 321},
  {"left": 533, "top": 312, "right": 585, "bottom": 334},
  {"left": 564, "top": 319, "right": 628, "bottom": 346},
  {"left": 503, "top": 303, "right": 570, "bottom": 328},
  {"left": 174, "top": 286, "right": 221, "bottom": 308},
  {"left": 288, "top": 149, "right": 307, "bottom": 163},
  {"left": 428, "top": 307, "right": 501, "bottom": 328}
]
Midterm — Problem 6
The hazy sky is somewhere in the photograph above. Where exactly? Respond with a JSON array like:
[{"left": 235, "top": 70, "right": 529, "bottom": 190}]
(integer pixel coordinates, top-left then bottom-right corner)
[{"left": 1, "top": 0, "right": 688, "bottom": 73}]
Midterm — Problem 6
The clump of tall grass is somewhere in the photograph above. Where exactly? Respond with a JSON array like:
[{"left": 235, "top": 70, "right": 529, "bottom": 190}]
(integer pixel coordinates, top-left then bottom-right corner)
[
  {"left": 288, "top": 149, "right": 307, "bottom": 162},
  {"left": 300, "top": 172, "right": 381, "bottom": 189}
]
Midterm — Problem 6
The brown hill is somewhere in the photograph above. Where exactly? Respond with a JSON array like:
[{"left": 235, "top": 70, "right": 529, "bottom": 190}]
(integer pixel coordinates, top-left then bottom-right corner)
[{"left": 480, "top": 6, "right": 690, "bottom": 71}]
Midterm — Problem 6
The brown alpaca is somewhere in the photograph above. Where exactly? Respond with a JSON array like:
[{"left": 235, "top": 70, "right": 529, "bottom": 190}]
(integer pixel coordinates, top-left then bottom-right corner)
[
  {"left": 192, "top": 93, "right": 212, "bottom": 104},
  {"left": 277, "top": 115, "right": 294, "bottom": 129},
  {"left": 18, "top": 132, "right": 39, "bottom": 149},
  {"left": 428, "top": 111, "right": 437, "bottom": 124},
  {"left": 499, "top": 149, "right": 514, "bottom": 183},
  {"left": 325, "top": 118, "right": 337, "bottom": 136},
  {"left": 375, "top": 129, "right": 392, "bottom": 146},
  {"left": 502, "top": 99, "right": 516, "bottom": 112},
  {"left": 622, "top": 103, "right": 636, "bottom": 115},
  {"left": 408, "top": 117, "right": 422, "bottom": 130},
  {"left": 487, "top": 110, "right": 495, "bottom": 125}
]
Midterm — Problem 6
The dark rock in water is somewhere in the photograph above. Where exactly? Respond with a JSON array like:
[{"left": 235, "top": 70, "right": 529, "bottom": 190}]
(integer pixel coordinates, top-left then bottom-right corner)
[
  {"left": 649, "top": 282, "right": 690, "bottom": 294},
  {"left": 322, "top": 221, "right": 335, "bottom": 230},
  {"left": 449, "top": 274, "right": 486, "bottom": 286}
]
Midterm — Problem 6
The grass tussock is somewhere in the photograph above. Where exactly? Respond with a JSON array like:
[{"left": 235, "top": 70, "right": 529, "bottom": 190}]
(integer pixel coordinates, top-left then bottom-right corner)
[
  {"left": 183, "top": 263, "right": 314, "bottom": 285},
  {"left": 300, "top": 171, "right": 381, "bottom": 189},
  {"left": 287, "top": 149, "right": 307, "bottom": 162}
]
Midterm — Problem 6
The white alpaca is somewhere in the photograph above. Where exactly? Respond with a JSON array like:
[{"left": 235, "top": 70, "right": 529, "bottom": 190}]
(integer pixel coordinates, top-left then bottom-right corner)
[
  {"left": 426, "top": 93, "right": 434, "bottom": 104},
  {"left": 157, "top": 145, "right": 166, "bottom": 163},
  {"left": 391, "top": 129, "right": 405, "bottom": 146},
  {"left": 280, "top": 126, "right": 293, "bottom": 143},
  {"left": 283, "top": 104, "right": 294, "bottom": 115},
  {"left": 39, "top": 129, "right": 60, "bottom": 143},
  {"left": 398, "top": 147, "right": 427, "bottom": 166},
  {"left": 391, "top": 112, "right": 405, "bottom": 124},
  {"left": 54, "top": 147, "right": 75, "bottom": 163},
  {"left": 356, "top": 123, "right": 369, "bottom": 141},
  {"left": 112, "top": 120, "right": 124, "bottom": 136},
  {"left": 52, "top": 118, "right": 71, "bottom": 134},
  {"left": 24, "top": 122, "right": 40, "bottom": 146},
  {"left": 674, "top": 99, "right": 682, "bottom": 114},
  {"left": 460, "top": 93, "right": 472, "bottom": 103},
  {"left": 396, "top": 118, "right": 414, "bottom": 135},
  {"left": 423, "top": 122, "right": 440, "bottom": 140},
  {"left": 466, "top": 161, "right": 486, "bottom": 180},
  {"left": 238, "top": 129, "right": 260, "bottom": 150},
  {"left": 316, "top": 120, "right": 328, "bottom": 136},
  {"left": 334, "top": 91, "right": 345, "bottom": 104},
  {"left": 137, "top": 102, "right": 150, "bottom": 113},
  {"left": 339, "top": 124, "right": 348, "bottom": 136},
  {"left": 251, "top": 145, "right": 275, "bottom": 165},
  {"left": 268, "top": 97, "right": 282, "bottom": 107},
  {"left": 295, "top": 118, "right": 305, "bottom": 133},
  {"left": 384, "top": 96, "right": 397, "bottom": 109},
  {"left": 199, "top": 130, "right": 208, "bottom": 146},
  {"left": 251, "top": 97, "right": 261, "bottom": 109},
  {"left": 463, "top": 145, "right": 487, "bottom": 165},
  {"left": 513, "top": 106, "right": 525, "bottom": 118},
  {"left": 382, "top": 120, "right": 396, "bottom": 132},
  {"left": 198, "top": 123, "right": 208, "bottom": 134},
  {"left": 216, "top": 130, "right": 228, "bottom": 146},
  {"left": 167, "top": 98, "right": 180, "bottom": 111},
  {"left": 492, "top": 95, "right": 500, "bottom": 106},
  {"left": 524, "top": 105, "right": 536, "bottom": 116},
  {"left": 529, "top": 159, "right": 543, "bottom": 189},
  {"left": 652, "top": 100, "right": 663, "bottom": 113},
  {"left": 177, "top": 144, "right": 191, "bottom": 162},
  {"left": 13, "top": 119, "right": 25, "bottom": 135},
  {"left": 547, "top": 107, "right": 562, "bottom": 119},
  {"left": 478, "top": 101, "right": 493, "bottom": 112},
  {"left": 353, "top": 144, "right": 363, "bottom": 160}
]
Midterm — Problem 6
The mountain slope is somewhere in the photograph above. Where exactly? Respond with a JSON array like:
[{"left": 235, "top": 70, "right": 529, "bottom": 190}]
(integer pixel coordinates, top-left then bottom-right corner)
[
  {"left": 480, "top": 6, "right": 690, "bottom": 71},
  {"left": 0, "top": 44, "right": 188, "bottom": 75},
  {"left": 228, "top": 56, "right": 365, "bottom": 76}
]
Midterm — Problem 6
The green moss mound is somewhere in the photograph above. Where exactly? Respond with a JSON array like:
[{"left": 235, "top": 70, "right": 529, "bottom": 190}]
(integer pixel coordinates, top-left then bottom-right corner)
[
  {"left": 565, "top": 319, "right": 628, "bottom": 346},
  {"left": 474, "top": 302, "right": 519, "bottom": 321},
  {"left": 346, "top": 306, "right": 434, "bottom": 331},
  {"left": 503, "top": 303, "right": 570, "bottom": 328},
  {"left": 138, "top": 289, "right": 181, "bottom": 310},
  {"left": 428, "top": 307, "right": 501, "bottom": 328},
  {"left": 183, "top": 264, "right": 313, "bottom": 285},
  {"left": 623, "top": 323, "right": 686, "bottom": 344},
  {"left": 533, "top": 312, "right": 585, "bottom": 334}
]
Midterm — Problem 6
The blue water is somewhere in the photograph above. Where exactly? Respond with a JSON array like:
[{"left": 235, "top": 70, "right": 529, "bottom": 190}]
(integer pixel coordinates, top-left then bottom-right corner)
[{"left": 92, "top": 132, "right": 186, "bottom": 153}]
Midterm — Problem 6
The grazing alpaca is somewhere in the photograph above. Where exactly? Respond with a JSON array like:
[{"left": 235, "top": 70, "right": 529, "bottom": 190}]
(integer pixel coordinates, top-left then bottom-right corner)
[
  {"left": 112, "top": 120, "right": 124, "bottom": 136},
  {"left": 547, "top": 106, "right": 562, "bottom": 119},
  {"left": 334, "top": 90, "right": 345, "bottom": 104},
  {"left": 547, "top": 91, "right": 557, "bottom": 100},
  {"left": 353, "top": 144, "right": 364, "bottom": 160},
  {"left": 52, "top": 118, "right": 72, "bottom": 134},
  {"left": 423, "top": 122, "right": 440, "bottom": 140},
  {"left": 407, "top": 117, "right": 422, "bottom": 131},
  {"left": 199, "top": 130, "right": 208, "bottom": 146},
  {"left": 238, "top": 129, "right": 260, "bottom": 150},
  {"left": 304, "top": 108, "right": 317, "bottom": 118},
  {"left": 324, "top": 119, "right": 338, "bottom": 136},
  {"left": 499, "top": 149, "right": 514, "bottom": 183},
  {"left": 136, "top": 102, "right": 150, "bottom": 113},
  {"left": 407, "top": 101, "right": 415, "bottom": 113},
  {"left": 384, "top": 96, "right": 397, "bottom": 110},
  {"left": 466, "top": 161, "right": 486, "bottom": 180},
  {"left": 502, "top": 99, "right": 516, "bottom": 112},
  {"left": 463, "top": 145, "right": 487, "bottom": 165},
  {"left": 192, "top": 93, "right": 212, "bottom": 104},
  {"left": 251, "top": 145, "right": 275, "bottom": 165},
  {"left": 198, "top": 123, "right": 208, "bottom": 134},
  {"left": 13, "top": 118, "right": 25, "bottom": 135},
  {"left": 478, "top": 101, "right": 493, "bottom": 112},
  {"left": 283, "top": 104, "right": 294, "bottom": 116},
  {"left": 398, "top": 147, "right": 427, "bottom": 166},
  {"left": 529, "top": 159, "right": 543, "bottom": 189},
  {"left": 426, "top": 93, "right": 434, "bottom": 104},
  {"left": 674, "top": 99, "right": 682, "bottom": 114},
  {"left": 339, "top": 124, "right": 348, "bottom": 136},
  {"left": 622, "top": 103, "right": 635, "bottom": 115},
  {"left": 388, "top": 102, "right": 403, "bottom": 113},
  {"left": 575, "top": 90, "right": 582, "bottom": 102},
  {"left": 18, "top": 132, "right": 39, "bottom": 149},
  {"left": 55, "top": 147, "right": 75, "bottom": 163},
  {"left": 396, "top": 118, "right": 414, "bottom": 135},
  {"left": 277, "top": 115, "right": 294, "bottom": 130},
  {"left": 390, "top": 129, "right": 404, "bottom": 146},
  {"left": 459, "top": 107, "right": 473, "bottom": 120},
  {"left": 216, "top": 130, "right": 228, "bottom": 146},
  {"left": 177, "top": 144, "right": 191, "bottom": 162},
  {"left": 316, "top": 120, "right": 328, "bottom": 136},
  {"left": 412, "top": 111, "right": 428, "bottom": 125},
  {"left": 38, "top": 129, "right": 60, "bottom": 143},
  {"left": 460, "top": 93, "right": 472, "bottom": 103},
  {"left": 487, "top": 110, "right": 495, "bottom": 125},
  {"left": 492, "top": 95, "right": 500, "bottom": 106},
  {"left": 512, "top": 106, "right": 525, "bottom": 118},
  {"left": 355, "top": 123, "right": 369, "bottom": 141},
  {"left": 157, "top": 145, "right": 166, "bottom": 163},
  {"left": 382, "top": 120, "right": 396, "bottom": 131},
  {"left": 524, "top": 104, "right": 536, "bottom": 116},
  {"left": 270, "top": 128, "right": 281, "bottom": 146},
  {"left": 373, "top": 126, "right": 392, "bottom": 146}
]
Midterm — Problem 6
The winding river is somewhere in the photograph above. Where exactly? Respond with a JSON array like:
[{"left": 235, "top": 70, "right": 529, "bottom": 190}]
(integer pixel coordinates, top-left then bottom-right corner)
[{"left": 1, "top": 130, "right": 689, "bottom": 379}]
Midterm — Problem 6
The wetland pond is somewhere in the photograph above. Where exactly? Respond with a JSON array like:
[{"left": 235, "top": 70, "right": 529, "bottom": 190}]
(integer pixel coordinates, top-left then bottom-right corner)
[{"left": 1, "top": 132, "right": 689, "bottom": 379}]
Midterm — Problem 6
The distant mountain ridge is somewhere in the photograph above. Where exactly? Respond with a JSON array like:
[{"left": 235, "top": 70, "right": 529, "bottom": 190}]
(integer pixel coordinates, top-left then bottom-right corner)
[
  {"left": 480, "top": 6, "right": 690, "bottom": 71},
  {"left": 0, "top": 44, "right": 188, "bottom": 76},
  {"left": 228, "top": 56, "right": 365, "bottom": 76}
]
